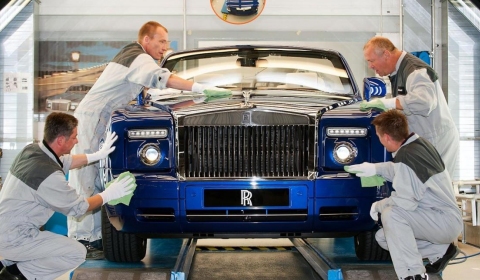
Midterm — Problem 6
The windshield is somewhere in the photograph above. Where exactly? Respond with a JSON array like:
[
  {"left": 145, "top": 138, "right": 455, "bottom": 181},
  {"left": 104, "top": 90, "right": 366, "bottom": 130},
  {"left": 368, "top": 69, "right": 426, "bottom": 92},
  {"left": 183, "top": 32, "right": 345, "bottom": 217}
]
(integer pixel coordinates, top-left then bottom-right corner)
[{"left": 163, "top": 47, "right": 354, "bottom": 96}]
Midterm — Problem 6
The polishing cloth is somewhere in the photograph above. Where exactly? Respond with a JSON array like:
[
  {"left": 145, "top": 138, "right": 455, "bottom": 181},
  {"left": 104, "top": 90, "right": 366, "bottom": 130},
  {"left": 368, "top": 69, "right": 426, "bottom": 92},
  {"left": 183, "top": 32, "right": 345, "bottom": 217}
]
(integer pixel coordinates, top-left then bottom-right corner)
[
  {"left": 105, "top": 171, "right": 137, "bottom": 205},
  {"left": 203, "top": 88, "right": 232, "bottom": 98},
  {"left": 344, "top": 166, "right": 386, "bottom": 187}
]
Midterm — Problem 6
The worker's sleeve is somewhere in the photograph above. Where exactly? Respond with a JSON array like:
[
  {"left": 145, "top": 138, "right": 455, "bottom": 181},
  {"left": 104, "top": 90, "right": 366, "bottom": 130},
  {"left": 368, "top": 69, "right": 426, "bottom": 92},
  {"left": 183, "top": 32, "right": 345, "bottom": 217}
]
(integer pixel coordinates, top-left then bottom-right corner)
[
  {"left": 384, "top": 162, "right": 426, "bottom": 212},
  {"left": 126, "top": 53, "right": 172, "bottom": 89},
  {"left": 35, "top": 171, "right": 89, "bottom": 218},
  {"left": 373, "top": 162, "right": 396, "bottom": 212},
  {"left": 396, "top": 68, "right": 437, "bottom": 117},
  {"left": 59, "top": 154, "right": 73, "bottom": 174},
  {"left": 374, "top": 162, "right": 395, "bottom": 182}
]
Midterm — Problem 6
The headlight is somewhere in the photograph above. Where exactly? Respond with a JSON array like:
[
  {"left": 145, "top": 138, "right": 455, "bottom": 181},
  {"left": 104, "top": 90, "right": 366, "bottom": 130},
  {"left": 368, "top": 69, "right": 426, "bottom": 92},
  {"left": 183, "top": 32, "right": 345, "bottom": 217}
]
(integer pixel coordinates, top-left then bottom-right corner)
[
  {"left": 333, "top": 142, "right": 357, "bottom": 164},
  {"left": 129, "top": 129, "right": 168, "bottom": 139},
  {"left": 140, "top": 144, "right": 161, "bottom": 166},
  {"left": 327, "top": 127, "right": 367, "bottom": 137}
]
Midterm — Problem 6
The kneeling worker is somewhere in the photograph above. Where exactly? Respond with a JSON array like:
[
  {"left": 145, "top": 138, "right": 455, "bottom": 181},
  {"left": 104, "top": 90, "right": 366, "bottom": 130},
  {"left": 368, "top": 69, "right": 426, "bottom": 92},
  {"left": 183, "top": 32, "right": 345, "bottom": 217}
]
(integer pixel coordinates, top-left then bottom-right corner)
[
  {"left": 0, "top": 112, "right": 135, "bottom": 280},
  {"left": 346, "top": 110, "right": 462, "bottom": 280}
]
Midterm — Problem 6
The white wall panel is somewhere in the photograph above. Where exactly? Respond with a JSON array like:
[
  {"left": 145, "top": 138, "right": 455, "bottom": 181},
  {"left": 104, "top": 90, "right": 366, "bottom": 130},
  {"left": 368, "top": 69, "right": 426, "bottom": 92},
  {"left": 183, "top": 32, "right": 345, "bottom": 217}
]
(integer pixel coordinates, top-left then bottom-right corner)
[
  {"left": 38, "top": 0, "right": 185, "bottom": 15},
  {"left": 38, "top": 0, "right": 400, "bottom": 16}
]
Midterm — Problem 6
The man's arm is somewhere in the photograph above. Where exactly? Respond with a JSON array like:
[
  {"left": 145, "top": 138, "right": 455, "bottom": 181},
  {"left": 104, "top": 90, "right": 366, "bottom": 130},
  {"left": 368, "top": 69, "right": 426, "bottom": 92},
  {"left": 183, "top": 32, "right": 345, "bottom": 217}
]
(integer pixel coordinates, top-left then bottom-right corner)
[
  {"left": 86, "top": 176, "right": 136, "bottom": 212},
  {"left": 166, "top": 75, "right": 194, "bottom": 91},
  {"left": 397, "top": 68, "right": 437, "bottom": 116},
  {"left": 86, "top": 194, "right": 104, "bottom": 212},
  {"left": 395, "top": 98, "right": 403, "bottom": 110},
  {"left": 70, "top": 154, "right": 88, "bottom": 169},
  {"left": 69, "top": 131, "right": 117, "bottom": 170}
]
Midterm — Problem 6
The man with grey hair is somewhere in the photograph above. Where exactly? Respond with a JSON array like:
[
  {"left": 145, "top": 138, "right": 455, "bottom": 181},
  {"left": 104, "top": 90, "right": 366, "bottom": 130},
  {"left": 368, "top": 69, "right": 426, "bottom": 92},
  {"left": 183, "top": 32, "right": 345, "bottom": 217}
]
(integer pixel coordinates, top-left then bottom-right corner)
[
  {"left": 361, "top": 36, "right": 459, "bottom": 179},
  {"left": 0, "top": 112, "right": 134, "bottom": 280}
]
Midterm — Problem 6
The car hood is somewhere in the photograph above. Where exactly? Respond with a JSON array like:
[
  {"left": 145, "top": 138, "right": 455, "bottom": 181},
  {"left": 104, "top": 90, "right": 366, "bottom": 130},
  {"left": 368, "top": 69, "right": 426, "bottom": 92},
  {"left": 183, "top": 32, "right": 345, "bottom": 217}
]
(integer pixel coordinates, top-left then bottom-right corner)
[{"left": 149, "top": 91, "right": 359, "bottom": 119}]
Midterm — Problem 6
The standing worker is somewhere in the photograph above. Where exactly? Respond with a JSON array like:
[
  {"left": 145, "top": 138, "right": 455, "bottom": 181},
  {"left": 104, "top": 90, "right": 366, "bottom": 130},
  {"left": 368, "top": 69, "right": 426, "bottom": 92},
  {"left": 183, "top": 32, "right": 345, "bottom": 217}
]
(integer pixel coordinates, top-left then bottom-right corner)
[
  {"left": 346, "top": 110, "right": 462, "bottom": 280},
  {"left": 361, "top": 36, "right": 459, "bottom": 179},
  {"left": 67, "top": 21, "right": 231, "bottom": 256},
  {"left": 0, "top": 112, "right": 135, "bottom": 280}
]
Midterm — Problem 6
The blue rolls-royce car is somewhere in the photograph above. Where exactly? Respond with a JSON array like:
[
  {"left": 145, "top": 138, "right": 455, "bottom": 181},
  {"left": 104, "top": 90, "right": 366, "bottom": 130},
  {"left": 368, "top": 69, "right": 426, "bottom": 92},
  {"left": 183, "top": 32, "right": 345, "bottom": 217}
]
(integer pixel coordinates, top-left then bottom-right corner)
[
  {"left": 226, "top": 0, "right": 259, "bottom": 16},
  {"left": 101, "top": 45, "right": 392, "bottom": 262}
]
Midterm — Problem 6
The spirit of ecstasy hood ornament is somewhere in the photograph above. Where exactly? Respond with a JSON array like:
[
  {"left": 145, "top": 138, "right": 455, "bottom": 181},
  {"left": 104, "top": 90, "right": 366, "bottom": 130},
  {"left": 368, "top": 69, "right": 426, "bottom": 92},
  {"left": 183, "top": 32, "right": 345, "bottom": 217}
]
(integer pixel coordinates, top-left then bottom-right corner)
[{"left": 241, "top": 90, "right": 253, "bottom": 108}]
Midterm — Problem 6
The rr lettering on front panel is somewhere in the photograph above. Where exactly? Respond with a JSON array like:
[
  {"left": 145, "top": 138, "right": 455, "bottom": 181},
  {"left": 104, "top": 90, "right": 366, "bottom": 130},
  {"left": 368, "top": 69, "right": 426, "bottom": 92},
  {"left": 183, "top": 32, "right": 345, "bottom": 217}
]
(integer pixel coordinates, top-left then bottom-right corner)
[{"left": 241, "top": 190, "right": 252, "bottom": 206}]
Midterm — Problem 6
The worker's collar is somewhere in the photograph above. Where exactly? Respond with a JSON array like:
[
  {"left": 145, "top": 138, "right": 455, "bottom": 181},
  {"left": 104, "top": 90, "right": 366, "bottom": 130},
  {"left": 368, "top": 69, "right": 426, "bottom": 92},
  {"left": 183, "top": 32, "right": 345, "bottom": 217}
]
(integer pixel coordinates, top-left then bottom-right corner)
[
  {"left": 392, "top": 132, "right": 417, "bottom": 157},
  {"left": 389, "top": 51, "right": 407, "bottom": 77},
  {"left": 40, "top": 140, "right": 63, "bottom": 168},
  {"left": 136, "top": 41, "right": 146, "bottom": 53}
]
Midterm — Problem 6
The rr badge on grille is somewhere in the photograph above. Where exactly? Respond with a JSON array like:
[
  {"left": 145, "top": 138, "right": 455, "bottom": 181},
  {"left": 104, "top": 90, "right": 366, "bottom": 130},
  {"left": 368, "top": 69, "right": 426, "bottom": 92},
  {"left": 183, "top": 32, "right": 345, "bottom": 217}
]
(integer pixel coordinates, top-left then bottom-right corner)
[
  {"left": 242, "top": 111, "right": 251, "bottom": 125},
  {"left": 241, "top": 190, "right": 253, "bottom": 206}
]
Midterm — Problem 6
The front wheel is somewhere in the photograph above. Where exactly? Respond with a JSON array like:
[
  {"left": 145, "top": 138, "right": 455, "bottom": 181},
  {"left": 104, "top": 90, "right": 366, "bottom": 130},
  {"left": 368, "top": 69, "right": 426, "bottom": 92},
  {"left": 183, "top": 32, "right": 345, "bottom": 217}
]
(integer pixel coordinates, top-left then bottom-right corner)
[
  {"left": 101, "top": 206, "right": 147, "bottom": 262},
  {"left": 354, "top": 230, "right": 391, "bottom": 261}
]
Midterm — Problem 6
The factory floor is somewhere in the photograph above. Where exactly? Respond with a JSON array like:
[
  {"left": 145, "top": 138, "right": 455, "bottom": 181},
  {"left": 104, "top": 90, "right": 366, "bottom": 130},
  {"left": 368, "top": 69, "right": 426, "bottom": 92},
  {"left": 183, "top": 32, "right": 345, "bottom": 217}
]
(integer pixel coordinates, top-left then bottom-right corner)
[
  {"left": 2, "top": 237, "right": 479, "bottom": 279},
  {"left": 63, "top": 238, "right": 480, "bottom": 279}
]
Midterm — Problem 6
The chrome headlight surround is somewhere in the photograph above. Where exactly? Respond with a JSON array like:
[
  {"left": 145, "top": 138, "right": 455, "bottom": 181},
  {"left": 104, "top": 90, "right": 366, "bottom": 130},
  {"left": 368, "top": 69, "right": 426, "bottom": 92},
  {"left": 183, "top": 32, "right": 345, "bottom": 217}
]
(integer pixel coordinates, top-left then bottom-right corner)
[
  {"left": 327, "top": 127, "right": 367, "bottom": 137},
  {"left": 140, "top": 144, "right": 161, "bottom": 166},
  {"left": 333, "top": 141, "right": 358, "bottom": 165},
  {"left": 129, "top": 129, "right": 168, "bottom": 139}
]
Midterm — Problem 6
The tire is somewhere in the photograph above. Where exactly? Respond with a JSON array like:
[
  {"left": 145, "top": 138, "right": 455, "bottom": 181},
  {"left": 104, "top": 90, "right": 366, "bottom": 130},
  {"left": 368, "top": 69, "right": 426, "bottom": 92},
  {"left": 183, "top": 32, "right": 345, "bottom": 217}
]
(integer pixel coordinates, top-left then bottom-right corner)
[
  {"left": 354, "top": 230, "right": 391, "bottom": 261},
  {"left": 101, "top": 206, "right": 147, "bottom": 262}
]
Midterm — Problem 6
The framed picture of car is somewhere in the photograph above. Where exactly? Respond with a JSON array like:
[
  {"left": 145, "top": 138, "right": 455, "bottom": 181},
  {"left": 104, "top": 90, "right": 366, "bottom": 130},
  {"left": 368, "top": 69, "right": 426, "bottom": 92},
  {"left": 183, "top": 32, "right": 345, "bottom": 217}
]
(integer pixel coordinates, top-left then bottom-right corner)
[{"left": 211, "top": 0, "right": 266, "bottom": 25}]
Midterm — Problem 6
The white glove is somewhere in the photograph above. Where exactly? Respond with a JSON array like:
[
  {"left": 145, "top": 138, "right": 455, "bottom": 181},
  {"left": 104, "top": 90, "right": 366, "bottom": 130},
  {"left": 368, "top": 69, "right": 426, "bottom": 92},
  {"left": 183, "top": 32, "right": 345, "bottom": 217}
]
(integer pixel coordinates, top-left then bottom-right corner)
[
  {"left": 360, "top": 97, "right": 396, "bottom": 112},
  {"left": 192, "top": 82, "right": 208, "bottom": 93},
  {"left": 86, "top": 131, "right": 117, "bottom": 164},
  {"left": 382, "top": 97, "right": 397, "bottom": 109},
  {"left": 370, "top": 202, "right": 379, "bottom": 221},
  {"left": 192, "top": 82, "right": 227, "bottom": 94},
  {"left": 192, "top": 96, "right": 207, "bottom": 104},
  {"left": 347, "top": 162, "right": 377, "bottom": 177},
  {"left": 99, "top": 177, "right": 135, "bottom": 205}
]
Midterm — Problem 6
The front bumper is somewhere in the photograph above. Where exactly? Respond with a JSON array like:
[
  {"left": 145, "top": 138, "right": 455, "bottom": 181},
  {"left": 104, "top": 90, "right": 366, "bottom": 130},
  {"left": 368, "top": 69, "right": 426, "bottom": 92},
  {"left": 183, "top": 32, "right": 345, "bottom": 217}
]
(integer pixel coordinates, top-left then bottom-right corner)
[{"left": 105, "top": 174, "right": 383, "bottom": 238}]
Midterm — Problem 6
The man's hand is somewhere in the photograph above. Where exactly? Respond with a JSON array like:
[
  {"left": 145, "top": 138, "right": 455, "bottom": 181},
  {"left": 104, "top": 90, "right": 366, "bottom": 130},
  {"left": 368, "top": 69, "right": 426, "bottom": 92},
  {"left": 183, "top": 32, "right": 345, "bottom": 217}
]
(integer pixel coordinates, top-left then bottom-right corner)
[
  {"left": 370, "top": 202, "right": 379, "bottom": 221},
  {"left": 192, "top": 96, "right": 207, "bottom": 104},
  {"left": 192, "top": 82, "right": 232, "bottom": 97},
  {"left": 191, "top": 94, "right": 230, "bottom": 104},
  {"left": 359, "top": 98, "right": 396, "bottom": 112},
  {"left": 345, "top": 162, "right": 376, "bottom": 177},
  {"left": 99, "top": 177, "right": 135, "bottom": 205},
  {"left": 86, "top": 131, "right": 117, "bottom": 164}
]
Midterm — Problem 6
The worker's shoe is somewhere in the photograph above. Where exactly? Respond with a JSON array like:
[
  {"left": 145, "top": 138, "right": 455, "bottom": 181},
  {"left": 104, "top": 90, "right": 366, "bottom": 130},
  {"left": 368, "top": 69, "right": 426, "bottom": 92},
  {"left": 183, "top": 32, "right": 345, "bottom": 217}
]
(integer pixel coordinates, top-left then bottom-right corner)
[
  {"left": 0, "top": 267, "right": 27, "bottom": 280},
  {"left": 404, "top": 273, "right": 429, "bottom": 280},
  {"left": 79, "top": 240, "right": 104, "bottom": 260},
  {"left": 425, "top": 243, "right": 459, "bottom": 274},
  {"left": 89, "top": 239, "right": 103, "bottom": 251}
]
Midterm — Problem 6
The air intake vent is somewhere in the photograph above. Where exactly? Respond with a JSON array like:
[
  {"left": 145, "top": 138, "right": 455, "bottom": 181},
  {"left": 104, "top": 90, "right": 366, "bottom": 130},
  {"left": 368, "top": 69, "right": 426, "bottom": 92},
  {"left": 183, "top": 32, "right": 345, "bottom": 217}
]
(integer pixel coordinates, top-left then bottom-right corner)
[
  {"left": 136, "top": 208, "right": 175, "bottom": 222},
  {"left": 186, "top": 209, "right": 308, "bottom": 222},
  {"left": 319, "top": 206, "right": 358, "bottom": 221}
]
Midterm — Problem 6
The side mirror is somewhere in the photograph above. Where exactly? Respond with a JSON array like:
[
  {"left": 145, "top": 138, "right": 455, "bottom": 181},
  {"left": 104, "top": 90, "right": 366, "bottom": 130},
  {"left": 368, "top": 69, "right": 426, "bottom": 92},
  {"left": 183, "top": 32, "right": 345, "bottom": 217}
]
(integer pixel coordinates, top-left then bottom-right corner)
[{"left": 363, "top": 77, "right": 387, "bottom": 101}]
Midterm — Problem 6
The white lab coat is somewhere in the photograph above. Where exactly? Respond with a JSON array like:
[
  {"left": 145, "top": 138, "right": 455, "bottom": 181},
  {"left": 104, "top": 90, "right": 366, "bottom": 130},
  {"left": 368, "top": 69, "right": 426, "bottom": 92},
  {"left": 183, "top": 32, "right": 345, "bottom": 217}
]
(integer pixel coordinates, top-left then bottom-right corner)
[{"left": 67, "top": 42, "right": 171, "bottom": 242}]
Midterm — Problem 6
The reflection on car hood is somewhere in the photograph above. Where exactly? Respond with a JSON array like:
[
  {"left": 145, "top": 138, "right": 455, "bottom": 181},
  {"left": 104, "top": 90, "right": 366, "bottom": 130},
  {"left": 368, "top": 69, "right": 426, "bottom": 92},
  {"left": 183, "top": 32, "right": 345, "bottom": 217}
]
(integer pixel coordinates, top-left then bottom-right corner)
[{"left": 149, "top": 91, "right": 359, "bottom": 118}]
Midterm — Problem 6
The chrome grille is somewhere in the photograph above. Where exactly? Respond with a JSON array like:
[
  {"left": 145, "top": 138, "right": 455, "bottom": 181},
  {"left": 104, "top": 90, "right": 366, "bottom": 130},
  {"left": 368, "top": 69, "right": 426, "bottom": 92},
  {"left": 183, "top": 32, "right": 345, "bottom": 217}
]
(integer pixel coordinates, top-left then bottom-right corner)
[
  {"left": 183, "top": 125, "right": 309, "bottom": 178},
  {"left": 51, "top": 102, "right": 70, "bottom": 111}
]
